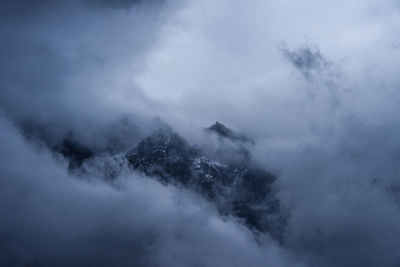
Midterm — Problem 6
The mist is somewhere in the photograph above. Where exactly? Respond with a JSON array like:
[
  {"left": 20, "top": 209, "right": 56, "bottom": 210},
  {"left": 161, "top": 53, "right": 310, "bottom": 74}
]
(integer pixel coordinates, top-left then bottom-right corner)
[{"left": 1, "top": 0, "right": 400, "bottom": 266}]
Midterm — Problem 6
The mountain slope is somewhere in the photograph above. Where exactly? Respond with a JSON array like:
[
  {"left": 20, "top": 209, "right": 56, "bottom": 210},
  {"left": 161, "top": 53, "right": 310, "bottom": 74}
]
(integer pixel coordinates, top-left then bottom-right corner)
[
  {"left": 206, "top": 121, "right": 254, "bottom": 144},
  {"left": 53, "top": 122, "right": 285, "bottom": 241},
  {"left": 126, "top": 124, "right": 284, "bottom": 240}
]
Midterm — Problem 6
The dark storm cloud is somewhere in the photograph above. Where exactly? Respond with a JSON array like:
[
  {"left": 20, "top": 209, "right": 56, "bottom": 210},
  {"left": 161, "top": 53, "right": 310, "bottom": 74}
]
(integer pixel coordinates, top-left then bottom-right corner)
[
  {"left": 2, "top": 0, "right": 400, "bottom": 266},
  {"left": 272, "top": 119, "right": 400, "bottom": 267},
  {"left": 84, "top": 0, "right": 160, "bottom": 9},
  {"left": 0, "top": 0, "right": 154, "bottom": 23},
  {"left": 0, "top": 0, "right": 169, "bottom": 149},
  {"left": 1, "top": 0, "right": 158, "bottom": 13}
]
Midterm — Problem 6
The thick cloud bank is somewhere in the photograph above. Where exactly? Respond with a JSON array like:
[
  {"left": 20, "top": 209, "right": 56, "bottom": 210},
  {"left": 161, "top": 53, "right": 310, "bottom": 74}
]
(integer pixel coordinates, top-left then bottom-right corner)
[
  {"left": 1, "top": 0, "right": 400, "bottom": 266},
  {"left": 0, "top": 116, "right": 302, "bottom": 267}
]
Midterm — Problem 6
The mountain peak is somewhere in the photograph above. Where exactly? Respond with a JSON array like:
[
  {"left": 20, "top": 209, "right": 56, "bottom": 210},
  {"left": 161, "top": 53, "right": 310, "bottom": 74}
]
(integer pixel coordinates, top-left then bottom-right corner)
[
  {"left": 125, "top": 123, "right": 282, "bottom": 239},
  {"left": 145, "top": 127, "right": 189, "bottom": 149},
  {"left": 206, "top": 122, "right": 254, "bottom": 144},
  {"left": 210, "top": 121, "right": 229, "bottom": 134}
]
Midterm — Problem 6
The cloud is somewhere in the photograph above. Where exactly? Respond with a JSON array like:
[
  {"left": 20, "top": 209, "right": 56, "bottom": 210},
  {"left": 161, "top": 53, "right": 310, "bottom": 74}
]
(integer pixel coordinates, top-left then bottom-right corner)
[
  {"left": 280, "top": 44, "right": 343, "bottom": 108},
  {"left": 281, "top": 45, "right": 331, "bottom": 79},
  {"left": 2, "top": 0, "right": 400, "bottom": 266},
  {"left": 254, "top": 116, "right": 400, "bottom": 266},
  {"left": 0, "top": 115, "right": 303, "bottom": 267},
  {"left": 0, "top": 0, "right": 172, "bottom": 148}
]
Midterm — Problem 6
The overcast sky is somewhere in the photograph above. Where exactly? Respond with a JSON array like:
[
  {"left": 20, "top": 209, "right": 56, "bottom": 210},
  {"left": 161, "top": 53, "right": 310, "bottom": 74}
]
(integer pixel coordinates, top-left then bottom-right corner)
[{"left": 1, "top": 1, "right": 400, "bottom": 266}]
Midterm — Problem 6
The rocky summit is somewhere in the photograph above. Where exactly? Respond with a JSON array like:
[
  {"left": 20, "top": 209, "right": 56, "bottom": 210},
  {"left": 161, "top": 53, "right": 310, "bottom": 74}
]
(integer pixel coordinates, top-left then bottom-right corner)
[
  {"left": 55, "top": 122, "right": 285, "bottom": 241},
  {"left": 126, "top": 123, "right": 285, "bottom": 240},
  {"left": 206, "top": 121, "right": 255, "bottom": 144}
]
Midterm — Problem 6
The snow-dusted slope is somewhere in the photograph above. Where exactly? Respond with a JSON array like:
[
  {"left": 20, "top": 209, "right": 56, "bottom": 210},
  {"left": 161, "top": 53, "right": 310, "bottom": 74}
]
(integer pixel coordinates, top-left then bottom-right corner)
[
  {"left": 54, "top": 122, "right": 284, "bottom": 240},
  {"left": 126, "top": 124, "right": 284, "bottom": 240}
]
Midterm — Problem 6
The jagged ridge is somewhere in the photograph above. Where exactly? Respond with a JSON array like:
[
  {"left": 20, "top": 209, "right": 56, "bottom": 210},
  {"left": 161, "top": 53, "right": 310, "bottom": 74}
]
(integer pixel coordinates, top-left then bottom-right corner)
[
  {"left": 54, "top": 122, "right": 285, "bottom": 241},
  {"left": 206, "top": 121, "right": 254, "bottom": 144},
  {"left": 126, "top": 124, "right": 284, "bottom": 240}
]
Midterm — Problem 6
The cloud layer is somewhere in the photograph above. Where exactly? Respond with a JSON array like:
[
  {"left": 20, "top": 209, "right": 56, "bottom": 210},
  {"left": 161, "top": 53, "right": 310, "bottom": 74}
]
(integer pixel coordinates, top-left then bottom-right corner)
[
  {"left": 0, "top": 115, "right": 304, "bottom": 267},
  {"left": 1, "top": 0, "right": 400, "bottom": 266}
]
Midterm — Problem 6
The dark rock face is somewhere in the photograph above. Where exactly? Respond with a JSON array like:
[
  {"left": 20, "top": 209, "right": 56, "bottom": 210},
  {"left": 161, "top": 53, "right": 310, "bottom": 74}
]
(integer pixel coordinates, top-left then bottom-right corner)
[
  {"left": 126, "top": 128, "right": 199, "bottom": 185},
  {"left": 53, "top": 122, "right": 285, "bottom": 241},
  {"left": 206, "top": 121, "right": 254, "bottom": 144},
  {"left": 54, "top": 138, "right": 94, "bottom": 169},
  {"left": 126, "top": 124, "right": 284, "bottom": 240}
]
